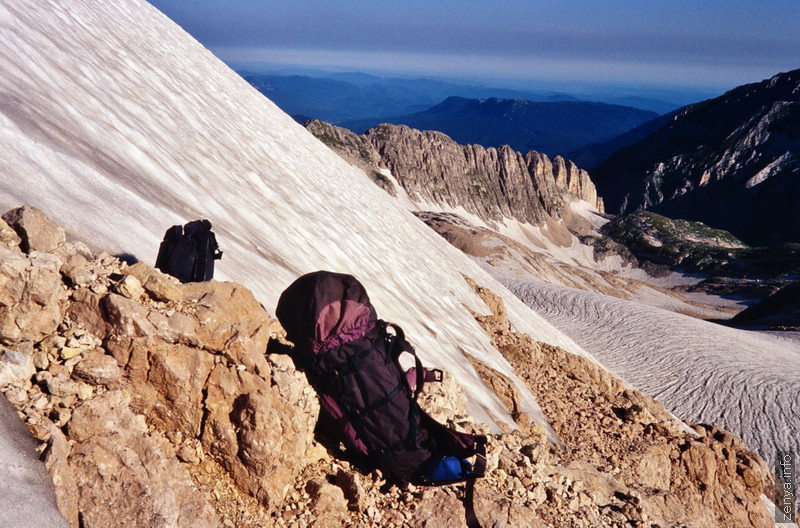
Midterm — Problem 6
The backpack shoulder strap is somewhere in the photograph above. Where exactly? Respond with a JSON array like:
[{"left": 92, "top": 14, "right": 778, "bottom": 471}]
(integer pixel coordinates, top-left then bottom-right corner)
[{"left": 383, "top": 321, "right": 426, "bottom": 400}]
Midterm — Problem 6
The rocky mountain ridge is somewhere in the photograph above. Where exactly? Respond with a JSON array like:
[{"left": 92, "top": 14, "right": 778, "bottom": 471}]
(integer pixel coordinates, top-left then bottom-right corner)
[
  {"left": 591, "top": 69, "right": 800, "bottom": 246},
  {"left": 0, "top": 205, "right": 777, "bottom": 527},
  {"left": 305, "top": 120, "right": 603, "bottom": 226}
]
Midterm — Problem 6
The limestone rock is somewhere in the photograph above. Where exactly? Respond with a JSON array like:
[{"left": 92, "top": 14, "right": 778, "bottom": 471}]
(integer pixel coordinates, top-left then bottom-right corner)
[
  {"left": 413, "top": 489, "right": 471, "bottom": 527},
  {"left": 114, "top": 274, "right": 144, "bottom": 300},
  {"left": 64, "top": 390, "right": 219, "bottom": 527},
  {"left": 305, "top": 478, "right": 348, "bottom": 528},
  {"left": 306, "top": 122, "right": 604, "bottom": 226},
  {"left": 335, "top": 468, "right": 366, "bottom": 510},
  {"left": 206, "top": 375, "right": 318, "bottom": 508},
  {"left": 125, "top": 262, "right": 183, "bottom": 303},
  {"left": 181, "top": 281, "right": 271, "bottom": 373},
  {"left": 0, "top": 218, "right": 22, "bottom": 249},
  {"left": 67, "top": 288, "right": 108, "bottom": 339},
  {"left": 0, "top": 247, "right": 68, "bottom": 345},
  {"left": 102, "top": 293, "right": 157, "bottom": 337},
  {"left": 123, "top": 337, "right": 213, "bottom": 437},
  {"left": 71, "top": 353, "right": 123, "bottom": 386},
  {"left": 2, "top": 205, "right": 66, "bottom": 253},
  {"left": 0, "top": 347, "right": 36, "bottom": 388}
]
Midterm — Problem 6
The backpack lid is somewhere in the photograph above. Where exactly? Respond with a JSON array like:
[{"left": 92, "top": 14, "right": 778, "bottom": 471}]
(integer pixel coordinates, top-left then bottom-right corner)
[{"left": 276, "top": 271, "right": 377, "bottom": 354}]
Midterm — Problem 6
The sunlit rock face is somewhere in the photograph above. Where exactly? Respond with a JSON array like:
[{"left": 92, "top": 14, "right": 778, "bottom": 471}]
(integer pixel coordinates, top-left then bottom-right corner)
[{"left": 307, "top": 120, "right": 603, "bottom": 224}]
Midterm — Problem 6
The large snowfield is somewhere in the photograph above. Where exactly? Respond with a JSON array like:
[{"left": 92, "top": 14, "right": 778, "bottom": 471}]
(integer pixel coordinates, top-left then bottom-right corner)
[
  {"left": 501, "top": 276, "right": 800, "bottom": 466},
  {"left": 0, "top": 0, "right": 603, "bottom": 436},
  {"left": 1, "top": 0, "right": 798, "bottom": 517}
]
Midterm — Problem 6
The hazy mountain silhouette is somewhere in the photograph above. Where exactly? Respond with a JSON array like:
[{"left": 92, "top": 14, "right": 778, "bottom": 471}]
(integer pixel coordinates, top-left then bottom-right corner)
[
  {"left": 239, "top": 72, "right": 578, "bottom": 122},
  {"left": 339, "top": 96, "right": 658, "bottom": 158}
]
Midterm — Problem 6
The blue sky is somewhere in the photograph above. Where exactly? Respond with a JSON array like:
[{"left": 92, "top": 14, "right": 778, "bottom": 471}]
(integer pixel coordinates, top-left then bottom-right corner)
[{"left": 148, "top": 0, "right": 799, "bottom": 92}]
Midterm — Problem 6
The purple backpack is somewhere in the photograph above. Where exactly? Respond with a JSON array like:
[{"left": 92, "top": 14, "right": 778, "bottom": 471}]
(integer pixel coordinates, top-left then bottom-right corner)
[{"left": 276, "top": 271, "right": 486, "bottom": 527}]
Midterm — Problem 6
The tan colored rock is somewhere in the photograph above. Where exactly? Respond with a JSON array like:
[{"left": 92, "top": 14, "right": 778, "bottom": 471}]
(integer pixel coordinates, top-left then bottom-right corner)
[
  {"left": 182, "top": 281, "right": 271, "bottom": 374},
  {"left": 177, "top": 441, "right": 202, "bottom": 464},
  {"left": 305, "top": 478, "right": 348, "bottom": 528},
  {"left": 146, "top": 309, "right": 200, "bottom": 347},
  {"left": 63, "top": 390, "right": 219, "bottom": 527},
  {"left": 71, "top": 353, "right": 122, "bottom": 386},
  {"left": 102, "top": 293, "right": 157, "bottom": 337},
  {"left": 117, "top": 335, "right": 211, "bottom": 437},
  {"left": 0, "top": 217, "right": 22, "bottom": 249},
  {"left": 42, "top": 422, "right": 80, "bottom": 526},
  {"left": 125, "top": 261, "right": 183, "bottom": 303},
  {"left": 59, "top": 346, "right": 82, "bottom": 360},
  {"left": 201, "top": 359, "right": 319, "bottom": 509},
  {"left": 67, "top": 288, "right": 109, "bottom": 340},
  {"left": 632, "top": 443, "right": 673, "bottom": 490},
  {"left": 0, "top": 347, "right": 36, "bottom": 388},
  {"left": 2, "top": 205, "right": 66, "bottom": 253},
  {"left": 60, "top": 262, "right": 96, "bottom": 287},
  {"left": 115, "top": 274, "right": 144, "bottom": 299},
  {"left": 231, "top": 386, "right": 316, "bottom": 506},
  {"left": 681, "top": 440, "right": 718, "bottom": 490},
  {"left": 335, "top": 468, "right": 365, "bottom": 510},
  {"left": 0, "top": 247, "right": 68, "bottom": 345},
  {"left": 44, "top": 373, "right": 81, "bottom": 398}
]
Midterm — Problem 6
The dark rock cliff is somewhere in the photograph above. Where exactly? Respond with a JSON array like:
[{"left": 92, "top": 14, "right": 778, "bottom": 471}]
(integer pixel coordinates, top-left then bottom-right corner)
[{"left": 592, "top": 69, "right": 800, "bottom": 245}]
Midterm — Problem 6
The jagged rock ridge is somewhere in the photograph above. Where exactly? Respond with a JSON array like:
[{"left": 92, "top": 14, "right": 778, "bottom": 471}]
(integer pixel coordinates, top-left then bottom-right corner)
[
  {"left": 306, "top": 120, "right": 603, "bottom": 226},
  {"left": 592, "top": 69, "right": 800, "bottom": 245}
]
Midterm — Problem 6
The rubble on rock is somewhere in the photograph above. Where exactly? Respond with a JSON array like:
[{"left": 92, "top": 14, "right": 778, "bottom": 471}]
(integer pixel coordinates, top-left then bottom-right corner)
[{"left": 0, "top": 207, "right": 773, "bottom": 527}]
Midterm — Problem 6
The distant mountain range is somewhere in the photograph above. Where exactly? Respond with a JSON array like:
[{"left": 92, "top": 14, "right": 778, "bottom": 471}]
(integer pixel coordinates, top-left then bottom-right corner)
[
  {"left": 339, "top": 96, "right": 658, "bottom": 158},
  {"left": 239, "top": 71, "right": 579, "bottom": 123},
  {"left": 590, "top": 69, "right": 800, "bottom": 246}
]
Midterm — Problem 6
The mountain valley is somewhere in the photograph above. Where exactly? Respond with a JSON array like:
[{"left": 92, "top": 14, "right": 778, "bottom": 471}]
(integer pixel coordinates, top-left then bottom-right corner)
[{"left": 0, "top": 0, "right": 798, "bottom": 526}]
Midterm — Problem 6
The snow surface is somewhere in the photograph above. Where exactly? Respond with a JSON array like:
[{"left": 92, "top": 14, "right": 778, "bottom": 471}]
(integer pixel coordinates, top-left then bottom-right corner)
[
  {"left": 502, "top": 276, "right": 800, "bottom": 467},
  {"left": 0, "top": 0, "right": 604, "bottom": 436}
]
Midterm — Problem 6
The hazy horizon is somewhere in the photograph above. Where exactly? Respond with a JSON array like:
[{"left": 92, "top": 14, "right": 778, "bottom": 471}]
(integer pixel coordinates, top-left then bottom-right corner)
[
  {"left": 148, "top": 0, "right": 799, "bottom": 98},
  {"left": 223, "top": 59, "right": 729, "bottom": 107}
]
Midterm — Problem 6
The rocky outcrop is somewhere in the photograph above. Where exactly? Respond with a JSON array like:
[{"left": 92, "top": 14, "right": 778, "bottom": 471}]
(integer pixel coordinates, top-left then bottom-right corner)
[
  {"left": 0, "top": 207, "right": 318, "bottom": 527},
  {"left": 467, "top": 279, "right": 773, "bottom": 528},
  {"left": 0, "top": 207, "right": 773, "bottom": 527},
  {"left": 592, "top": 69, "right": 800, "bottom": 245},
  {"left": 305, "top": 119, "right": 397, "bottom": 195},
  {"left": 307, "top": 121, "right": 603, "bottom": 224}
]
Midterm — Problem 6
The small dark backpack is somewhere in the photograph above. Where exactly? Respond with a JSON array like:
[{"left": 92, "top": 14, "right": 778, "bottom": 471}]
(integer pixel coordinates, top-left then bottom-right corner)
[
  {"left": 155, "top": 219, "right": 222, "bottom": 283},
  {"left": 275, "top": 271, "right": 487, "bottom": 528}
]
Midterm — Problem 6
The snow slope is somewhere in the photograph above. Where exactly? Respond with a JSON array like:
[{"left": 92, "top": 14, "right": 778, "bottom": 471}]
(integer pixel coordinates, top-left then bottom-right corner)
[
  {"left": 0, "top": 0, "right": 601, "bottom": 433},
  {"left": 503, "top": 276, "right": 800, "bottom": 466}
]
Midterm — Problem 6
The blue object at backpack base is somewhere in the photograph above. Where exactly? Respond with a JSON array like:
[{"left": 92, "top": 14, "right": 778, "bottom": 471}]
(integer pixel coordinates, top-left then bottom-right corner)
[{"left": 421, "top": 455, "right": 474, "bottom": 485}]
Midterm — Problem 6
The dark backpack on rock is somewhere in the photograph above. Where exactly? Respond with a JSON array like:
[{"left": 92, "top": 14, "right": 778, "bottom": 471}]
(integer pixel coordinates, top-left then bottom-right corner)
[
  {"left": 155, "top": 219, "right": 222, "bottom": 283},
  {"left": 275, "top": 271, "right": 487, "bottom": 528}
]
